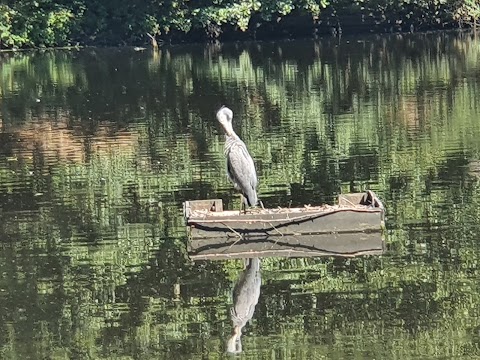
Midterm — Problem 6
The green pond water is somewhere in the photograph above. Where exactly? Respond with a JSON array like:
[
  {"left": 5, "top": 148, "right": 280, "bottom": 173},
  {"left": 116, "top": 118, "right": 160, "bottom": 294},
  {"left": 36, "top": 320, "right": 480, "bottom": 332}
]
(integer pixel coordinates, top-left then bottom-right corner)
[{"left": 1, "top": 31, "right": 480, "bottom": 359}]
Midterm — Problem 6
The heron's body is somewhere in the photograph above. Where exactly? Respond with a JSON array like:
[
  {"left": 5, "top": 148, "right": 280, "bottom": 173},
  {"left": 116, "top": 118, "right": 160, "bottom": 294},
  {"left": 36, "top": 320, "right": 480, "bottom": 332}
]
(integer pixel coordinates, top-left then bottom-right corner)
[
  {"left": 224, "top": 135, "right": 258, "bottom": 207},
  {"left": 217, "top": 106, "right": 258, "bottom": 209}
]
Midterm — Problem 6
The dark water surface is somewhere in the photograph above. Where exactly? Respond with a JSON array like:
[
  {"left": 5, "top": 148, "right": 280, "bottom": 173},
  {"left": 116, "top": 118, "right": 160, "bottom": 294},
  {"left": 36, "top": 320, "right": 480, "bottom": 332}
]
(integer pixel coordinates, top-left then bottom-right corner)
[{"left": 1, "top": 31, "right": 480, "bottom": 359}]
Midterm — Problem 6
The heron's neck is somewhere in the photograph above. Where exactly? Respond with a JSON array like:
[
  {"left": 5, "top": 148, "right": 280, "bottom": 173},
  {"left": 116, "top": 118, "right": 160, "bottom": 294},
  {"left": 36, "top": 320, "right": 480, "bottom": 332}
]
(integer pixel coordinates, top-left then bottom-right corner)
[
  {"left": 223, "top": 122, "right": 237, "bottom": 138},
  {"left": 225, "top": 132, "right": 239, "bottom": 141}
]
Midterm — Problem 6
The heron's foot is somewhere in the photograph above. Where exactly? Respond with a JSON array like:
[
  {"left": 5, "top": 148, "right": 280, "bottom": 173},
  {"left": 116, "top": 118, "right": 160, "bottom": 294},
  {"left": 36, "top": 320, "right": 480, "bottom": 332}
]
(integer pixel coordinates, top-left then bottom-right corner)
[{"left": 246, "top": 201, "right": 265, "bottom": 214}]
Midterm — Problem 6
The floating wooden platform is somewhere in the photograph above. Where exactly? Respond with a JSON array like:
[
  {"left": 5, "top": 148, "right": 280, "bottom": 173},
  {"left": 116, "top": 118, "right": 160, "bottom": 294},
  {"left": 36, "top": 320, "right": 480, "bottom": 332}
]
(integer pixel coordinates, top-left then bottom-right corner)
[{"left": 184, "top": 191, "right": 385, "bottom": 260}]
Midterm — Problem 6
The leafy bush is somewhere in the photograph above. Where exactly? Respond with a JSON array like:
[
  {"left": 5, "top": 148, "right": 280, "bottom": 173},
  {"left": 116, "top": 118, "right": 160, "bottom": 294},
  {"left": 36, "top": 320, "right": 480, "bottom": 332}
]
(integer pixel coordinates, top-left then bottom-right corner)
[
  {"left": 454, "top": 0, "right": 480, "bottom": 26},
  {"left": 0, "top": 0, "right": 477, "bottom": 49},
  {"left": 0, "top": 2, "right": 84, "bottom": 48},
  {"left": 0, "top": 5, "right": 23, "bottom": 47}
]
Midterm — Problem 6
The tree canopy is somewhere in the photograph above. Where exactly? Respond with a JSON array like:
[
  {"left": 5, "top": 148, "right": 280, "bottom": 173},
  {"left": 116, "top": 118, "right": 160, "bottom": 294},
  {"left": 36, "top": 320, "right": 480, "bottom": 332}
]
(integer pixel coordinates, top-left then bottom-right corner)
[{"left": 0, "top": 0, "right": 478, "bottom": 49}]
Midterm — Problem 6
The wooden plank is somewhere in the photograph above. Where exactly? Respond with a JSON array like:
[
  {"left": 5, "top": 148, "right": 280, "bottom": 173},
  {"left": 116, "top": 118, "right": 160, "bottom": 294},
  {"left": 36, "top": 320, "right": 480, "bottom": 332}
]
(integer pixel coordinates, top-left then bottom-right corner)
[
  {"left": 184, "top": 199, "right": 223, "bottom": 218},
  {"left": 339, "top": 190, "right": 384, "bottom": 209},
  {"left": 184, "top": 192, "right": 385, "bottom": 242},
  {"left": 187, "top": 208, "right": 383, "bottom": 239},
  {"left": 338, "top": 193, "right": 365, "bottom": 206},
  {"left": 188, "top": 232, "right": 385, "bottom": 260}
]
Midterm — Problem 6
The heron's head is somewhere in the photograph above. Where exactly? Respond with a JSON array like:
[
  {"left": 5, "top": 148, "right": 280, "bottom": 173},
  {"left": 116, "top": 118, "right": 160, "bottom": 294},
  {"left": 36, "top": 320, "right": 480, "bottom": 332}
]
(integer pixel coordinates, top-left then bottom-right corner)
[{"left": 216, "top": 106, "right": 234, "bottom": 135}]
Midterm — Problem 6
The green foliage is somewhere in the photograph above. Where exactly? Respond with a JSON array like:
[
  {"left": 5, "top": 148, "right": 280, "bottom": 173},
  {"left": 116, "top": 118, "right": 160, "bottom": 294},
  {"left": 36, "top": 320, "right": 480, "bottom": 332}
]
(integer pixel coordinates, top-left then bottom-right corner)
[
  {"left": 1, "top": 1, "right": 478, "bottom": 49},
  {"left": 332, "top": 0, "right": 453, "bottom": 31},
  {"left": 454, "top": 0, "right": 480, "bottom": 25},
  {"left": 0, "top": 1, "right": 84, "bottom": 48},
  {"left": 192, "top": 1, "right": 262, "bottom": 33}
]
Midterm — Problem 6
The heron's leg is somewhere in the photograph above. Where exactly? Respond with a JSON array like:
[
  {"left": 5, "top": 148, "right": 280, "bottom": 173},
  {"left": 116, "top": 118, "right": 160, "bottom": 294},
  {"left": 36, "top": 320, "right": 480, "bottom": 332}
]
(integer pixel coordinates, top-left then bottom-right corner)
[
  {"left": 239, "top": 194, "right": 244, "bottom": 215},
  {"left": 259, "top": 200, "right": 265, "bottom": 210}
]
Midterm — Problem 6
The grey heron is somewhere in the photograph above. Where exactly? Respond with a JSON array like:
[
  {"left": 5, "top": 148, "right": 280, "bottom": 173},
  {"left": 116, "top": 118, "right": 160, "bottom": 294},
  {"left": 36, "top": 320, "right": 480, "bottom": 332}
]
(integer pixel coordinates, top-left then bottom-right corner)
[
  {"left": 216, "top": 106, "right": 258, "bottom": 212},
  {"left": 226, "top": 258, "right": 262, "bottom": 354}
]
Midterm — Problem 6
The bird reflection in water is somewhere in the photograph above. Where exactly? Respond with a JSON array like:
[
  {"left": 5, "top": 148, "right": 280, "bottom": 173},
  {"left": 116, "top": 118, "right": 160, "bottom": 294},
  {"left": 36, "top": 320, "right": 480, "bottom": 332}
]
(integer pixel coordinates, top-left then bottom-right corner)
[{"left": 226, "top": 257, "right": 262, "bottom": 354}]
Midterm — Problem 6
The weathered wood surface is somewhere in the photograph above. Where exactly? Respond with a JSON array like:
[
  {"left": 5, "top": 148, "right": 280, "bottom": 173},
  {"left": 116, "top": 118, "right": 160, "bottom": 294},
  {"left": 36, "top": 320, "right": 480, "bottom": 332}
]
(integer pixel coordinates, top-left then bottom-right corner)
[
  {"left": 188, "top": 208, "right": 383, "bottom": 239},
  {"left": 184, "top": 198, "right": 223, "bottom": 217},
  {"left": 338, "top": 190, "right": 384, "bottom": 209},
  {"left": 184, "top": 192, "right": 385, "bottom": 254},
  {"left": 188, "top": 232, "right": 385, "bottom": 260}
]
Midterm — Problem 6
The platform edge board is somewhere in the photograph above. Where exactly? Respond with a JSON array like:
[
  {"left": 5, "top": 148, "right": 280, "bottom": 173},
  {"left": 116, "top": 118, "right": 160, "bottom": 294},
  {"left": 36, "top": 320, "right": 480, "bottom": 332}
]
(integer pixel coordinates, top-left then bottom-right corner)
[
  {"left": 184, "top": 191, "right": 385, "bottom": 240},
  {"left": 187, "top": 209, "right": 383, "bottom": 239}
]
